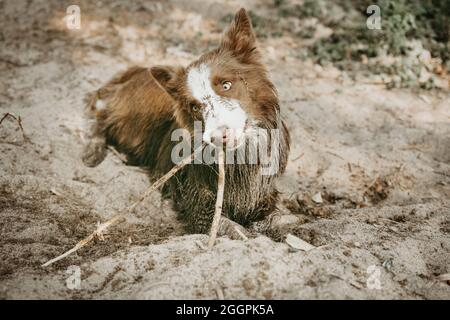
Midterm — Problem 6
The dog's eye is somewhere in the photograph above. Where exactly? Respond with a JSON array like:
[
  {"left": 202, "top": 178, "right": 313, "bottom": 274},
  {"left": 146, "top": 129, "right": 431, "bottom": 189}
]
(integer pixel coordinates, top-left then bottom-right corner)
[
  {"left": 222, "top": 81, "right": 232, "bottom": 91},
  {"left": 190, "top": 103, "right": 200, "bottom": 112}
]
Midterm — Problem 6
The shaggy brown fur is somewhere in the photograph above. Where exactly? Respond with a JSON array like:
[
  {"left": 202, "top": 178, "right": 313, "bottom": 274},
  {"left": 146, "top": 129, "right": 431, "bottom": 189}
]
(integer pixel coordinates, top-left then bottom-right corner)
[{"left": 82, "top": 8, "right": 290, "bottom": 235}]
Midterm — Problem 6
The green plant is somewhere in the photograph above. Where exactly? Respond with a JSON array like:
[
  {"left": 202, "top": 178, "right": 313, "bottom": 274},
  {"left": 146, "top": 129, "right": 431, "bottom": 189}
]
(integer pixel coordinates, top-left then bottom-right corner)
[{"left": 283, "top": 0, "right": 449, "bottom": 89}]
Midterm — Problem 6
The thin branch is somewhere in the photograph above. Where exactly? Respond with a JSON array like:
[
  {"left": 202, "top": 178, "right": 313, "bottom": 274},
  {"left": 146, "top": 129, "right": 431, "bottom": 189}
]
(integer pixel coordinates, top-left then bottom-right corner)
[
  {"left": 107, "top": 145, "right": 128, "bottom": 164},
  {"left": 0, "top": 112, "right": 29, "bottom": 142},
  {"left": 42, "top": 147, "right": 203, "bottom": 267},
  {"left": 234, "top": 226, "right": 249, "bottom": 241},
  {"left": 208, "top": 148, "right": 225, "bottom": 248}
]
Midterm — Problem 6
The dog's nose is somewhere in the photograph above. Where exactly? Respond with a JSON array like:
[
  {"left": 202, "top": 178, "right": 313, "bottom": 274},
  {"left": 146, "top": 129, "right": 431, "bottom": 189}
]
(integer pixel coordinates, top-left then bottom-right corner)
[{"left": 210, "top": 125, "right": 228, "bottom": 146}]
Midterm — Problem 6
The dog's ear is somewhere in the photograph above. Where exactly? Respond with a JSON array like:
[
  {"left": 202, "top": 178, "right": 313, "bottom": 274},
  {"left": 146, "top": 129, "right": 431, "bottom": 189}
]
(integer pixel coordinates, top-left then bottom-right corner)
[
  {"left": 220, "top": 8, "right": 259, "bottom": 63},
  {"left": 150, "top": 66, "right": 179, "bottom": 88},
  {"left": 150, "top": 65, "right": 184, "bottom": 96}
]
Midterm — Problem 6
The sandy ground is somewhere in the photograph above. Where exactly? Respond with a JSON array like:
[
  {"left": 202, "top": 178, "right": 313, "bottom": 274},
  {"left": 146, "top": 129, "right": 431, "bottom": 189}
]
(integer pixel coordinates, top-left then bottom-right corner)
[{"left": 0, "top": 0, "right": 449, "bottom": 299}]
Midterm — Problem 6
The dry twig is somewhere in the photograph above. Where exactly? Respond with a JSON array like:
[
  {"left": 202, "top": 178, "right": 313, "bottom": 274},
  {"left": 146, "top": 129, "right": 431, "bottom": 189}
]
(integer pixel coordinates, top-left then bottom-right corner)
[
  {"left": 107, "top": 145, "right": 128, "bottom": 164},
  {"left": 234, "top": 226, "right": 249, "bottom": 241},
  {"left": 208, "top": 148, "right": 225, "bottom": 248},
  {"left": 215, "top": 285, "right": 225, "bottom": 300},
  {"left": 0, "top": 112, "right": 29, "bottom": 142},
  {"left": 42, "top": 147, "right": 202, "bottom": 267}
]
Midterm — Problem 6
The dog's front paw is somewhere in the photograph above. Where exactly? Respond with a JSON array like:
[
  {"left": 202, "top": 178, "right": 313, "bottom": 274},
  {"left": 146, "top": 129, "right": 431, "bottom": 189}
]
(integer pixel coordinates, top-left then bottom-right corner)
[
  {"left": 218, "top": 217, "right": 251, "bottom": 240},
  {"left": 82, "top": 138, "right": 107, "bottom": 167}
]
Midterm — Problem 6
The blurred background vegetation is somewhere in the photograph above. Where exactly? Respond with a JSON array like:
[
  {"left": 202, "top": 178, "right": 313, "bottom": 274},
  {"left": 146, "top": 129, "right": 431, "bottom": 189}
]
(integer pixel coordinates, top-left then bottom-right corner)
[{"left": 221, "top": 0, "right": 449, "bottom": 90}]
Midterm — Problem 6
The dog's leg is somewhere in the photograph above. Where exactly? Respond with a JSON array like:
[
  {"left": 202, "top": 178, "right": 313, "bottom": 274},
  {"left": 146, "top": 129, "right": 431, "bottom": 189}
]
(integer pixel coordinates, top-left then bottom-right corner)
[
  {"left": 249, "top": 201, "right": 302, "bottom": 241},
  {"left": 181, "top": 191, "right": 251, "bottom": 240},
  {"left": 81, "top": 92, "right": 107, "bottom": 167},
  {"left": 82, "top": 67, "right": 148, "bottom": 167},
  {"left": 218, "top": 217, "right": 251, "bottom": 240},
  {"left": 82, "top": 133, "right": 107, "bottom": 167}
]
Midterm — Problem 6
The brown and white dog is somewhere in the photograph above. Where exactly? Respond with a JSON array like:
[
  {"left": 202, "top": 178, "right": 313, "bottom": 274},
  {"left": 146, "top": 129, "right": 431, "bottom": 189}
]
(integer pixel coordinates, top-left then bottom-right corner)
[{"left": 82, "top": 8, "right": 290, "bottom": 236}]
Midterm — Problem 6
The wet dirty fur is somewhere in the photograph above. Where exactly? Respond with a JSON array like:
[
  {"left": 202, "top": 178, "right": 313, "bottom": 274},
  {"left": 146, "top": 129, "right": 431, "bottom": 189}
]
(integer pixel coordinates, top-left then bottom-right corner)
[{"left": 82, "top": 9, "right": 290, "bottom": 233}]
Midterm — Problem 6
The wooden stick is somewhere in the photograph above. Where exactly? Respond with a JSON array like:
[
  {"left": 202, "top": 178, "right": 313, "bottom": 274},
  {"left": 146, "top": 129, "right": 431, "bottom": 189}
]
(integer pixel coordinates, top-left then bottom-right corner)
[
  {"left": 0, "top": 112, "right": 29, "bottom": 142},
  {"left": 208, "top": 148, "right": 225, "bottom": 248},
  {"left": 107, "top": 145, "right": 128, "bottom": 164},
  {"left": 234, "top": 226, "right": 249, "bottom": 241},
  {"left": 42, "top": 147, "right": 202, "bottom": 267}
]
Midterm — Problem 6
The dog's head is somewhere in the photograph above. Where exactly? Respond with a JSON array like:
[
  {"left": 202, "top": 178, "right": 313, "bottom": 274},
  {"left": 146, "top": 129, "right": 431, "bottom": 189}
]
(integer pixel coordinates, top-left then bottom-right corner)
[{"left": 151, "top": 8, "right": 279, "bottom": 149}]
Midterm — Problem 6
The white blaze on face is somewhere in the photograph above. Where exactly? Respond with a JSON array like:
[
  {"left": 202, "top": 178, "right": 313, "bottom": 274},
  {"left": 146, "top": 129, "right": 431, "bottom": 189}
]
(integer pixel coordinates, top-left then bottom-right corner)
[{"left": 187, "top": 63, "right": 247, "bottom": 146}]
